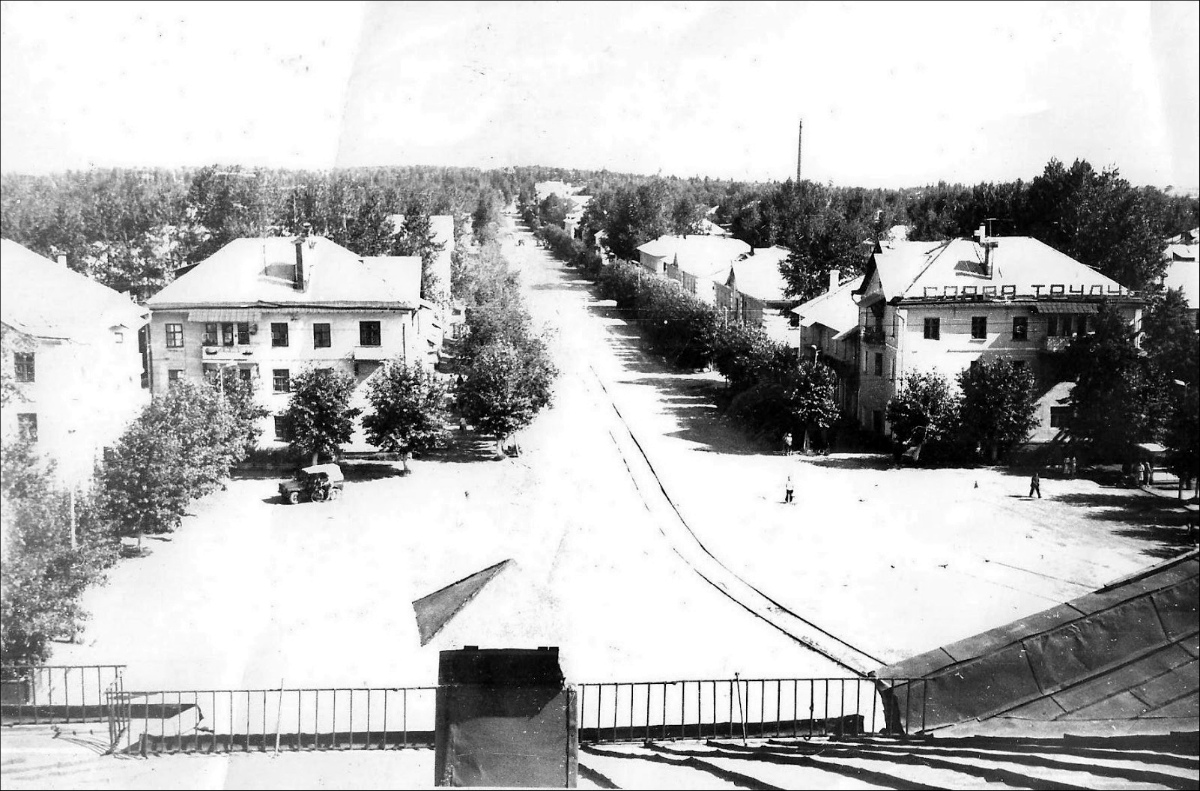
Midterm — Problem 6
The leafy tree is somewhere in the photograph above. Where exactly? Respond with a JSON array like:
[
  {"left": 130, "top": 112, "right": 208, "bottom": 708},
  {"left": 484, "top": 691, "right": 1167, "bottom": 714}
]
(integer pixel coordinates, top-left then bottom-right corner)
[
  {"left": 1164, "top": 385, "right": 1198, "bottom": 491},
  {"left": 538, "top": 193, "right": 575, "bottom": 227},
  {"left": 362, "top": 360, "right": 449, "bottom": 454},
  {"left": 2, "top": 443, "right": 113, "bottom": 665},
  {"left": 711, "top": 322, "right": 775, "bottom": 391},
  {"left": 393, "top": 197, "right": 447, "bottom": 302},
  {"left": 459, "top": 340, "right": 557, "bottom": 455},
  {"left": 601, "top": 182, "right": 670, "bottom": 261},
  {"left": 99, "top": 412, "right": 190, "bottom": 536},
  {"left": 780, "top": 359, "right": 841, "bottom": 450},
  {"left": 1067, "top": 306, "right": 1168, "bottom": 461},
  {"left": 472, "top": 189, "right": 502, "bottom": 245},
  {"left": 284, "top": 368, "right": 361, "bottom": 466},
  {"left": 217, "top": 374, "right": 271, "bottom": 458},
  {"left": 957, "top": 359, "right": 1039, "bottom": 462},
  {"left": 1143, "top": 288, "right": 1200, "bottom": 385},
  {"left": 886, "top": 371, "right": 961, "bottom": 460},
  {"left": 669, "top": 194, "right": 704, "bottom": 237}
]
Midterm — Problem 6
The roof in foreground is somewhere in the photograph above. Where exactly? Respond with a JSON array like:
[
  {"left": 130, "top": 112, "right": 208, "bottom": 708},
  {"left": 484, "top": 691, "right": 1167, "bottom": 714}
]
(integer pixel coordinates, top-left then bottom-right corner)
[
  {"left": 876, "top": 549, "right": 1198, "bottom": 738},
  {"left": 147, "top": 237, "right": 422, "bottom": 308},
  {"left": 0, "top": 239, "right": 148, "bottom": 340},
  {"left": 862, "top": 237, "right": 1132, "bottom": 303}
]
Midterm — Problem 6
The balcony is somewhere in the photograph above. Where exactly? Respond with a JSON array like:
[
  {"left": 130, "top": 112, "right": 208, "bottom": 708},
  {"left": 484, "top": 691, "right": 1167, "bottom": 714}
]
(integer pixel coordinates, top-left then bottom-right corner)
[
  {"left": 1042, "top": 336, "right": 1072, "bottom": 353},
  {"left": 201, "top": 344, "right": 255, "bottom": 362},
  {"left": 862, "top": 327, "right": 887, "bottom": 345}
]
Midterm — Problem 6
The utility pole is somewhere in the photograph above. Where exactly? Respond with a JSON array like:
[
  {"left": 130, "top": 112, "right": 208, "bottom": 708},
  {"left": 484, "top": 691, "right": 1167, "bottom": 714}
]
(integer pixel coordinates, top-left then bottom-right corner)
[{"left": 69, "top": 488, "right": 77, "bottom": 551}]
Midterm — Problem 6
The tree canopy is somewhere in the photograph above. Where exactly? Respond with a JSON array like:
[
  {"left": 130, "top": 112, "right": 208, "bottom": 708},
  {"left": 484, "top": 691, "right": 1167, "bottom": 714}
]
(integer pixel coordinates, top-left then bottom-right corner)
[{"left": 284, "top": 368, "right": 361, "bottom": 466}]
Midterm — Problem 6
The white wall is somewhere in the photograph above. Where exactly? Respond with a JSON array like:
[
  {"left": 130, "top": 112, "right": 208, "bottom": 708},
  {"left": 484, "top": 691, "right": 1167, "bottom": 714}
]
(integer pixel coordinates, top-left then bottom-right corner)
[
  {"left": 148, "top": 308, "right": 424, "bottom": 446},
  {"left": 2, "top": 324, "right": 147, "bottom": 488}
]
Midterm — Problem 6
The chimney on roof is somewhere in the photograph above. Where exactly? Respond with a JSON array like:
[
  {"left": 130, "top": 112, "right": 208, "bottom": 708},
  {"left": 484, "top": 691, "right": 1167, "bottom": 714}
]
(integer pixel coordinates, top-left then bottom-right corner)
[
  {"left": 293, "top": 223, "right": 311, "bottom": 292},
  {"left": 828, "top": 269, "right": 840, "bottom": 293},
  {"left": 976, "top": 224, "right": 996, "bottom": 280},
  {"left": 57, "top": 254, "right": 67, "bottom": 267}
]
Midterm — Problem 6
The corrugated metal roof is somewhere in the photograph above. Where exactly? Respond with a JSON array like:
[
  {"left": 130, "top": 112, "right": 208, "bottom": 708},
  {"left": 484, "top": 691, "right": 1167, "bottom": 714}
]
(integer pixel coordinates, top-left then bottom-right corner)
[{"left": 875, "top": 550, "right": 1199, "bottom": 738}]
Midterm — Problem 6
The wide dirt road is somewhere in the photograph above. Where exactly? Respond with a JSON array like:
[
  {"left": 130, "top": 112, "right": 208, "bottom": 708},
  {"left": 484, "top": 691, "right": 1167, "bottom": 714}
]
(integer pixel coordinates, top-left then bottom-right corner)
[{"left": 505, "top": 215, "right": 1188, "bottom": 666}]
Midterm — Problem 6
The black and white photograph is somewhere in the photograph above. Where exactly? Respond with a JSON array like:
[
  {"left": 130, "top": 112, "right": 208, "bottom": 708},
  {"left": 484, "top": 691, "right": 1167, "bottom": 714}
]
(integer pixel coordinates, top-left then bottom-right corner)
[{"left": 1, "top": 1, "right": 1197, "bottom": 788}]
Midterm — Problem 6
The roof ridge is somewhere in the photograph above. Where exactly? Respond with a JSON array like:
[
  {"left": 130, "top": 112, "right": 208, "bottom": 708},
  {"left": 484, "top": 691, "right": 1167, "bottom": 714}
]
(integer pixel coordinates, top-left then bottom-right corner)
[{"left": 897, "top": 238, "right": 954, "bottom": 298}]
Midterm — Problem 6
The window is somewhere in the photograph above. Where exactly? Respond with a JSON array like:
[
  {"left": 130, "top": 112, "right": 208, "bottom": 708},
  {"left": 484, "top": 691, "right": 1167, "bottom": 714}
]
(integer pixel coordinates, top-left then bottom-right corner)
[
  {"left": 166, "top": 323, "right": 184, "bottom": 348},
  {"left": 17, "top": 413, "right": 37, "bottom": 442},
  {"left": 874, "top": 352, "right": 884, "bottom": 376},
  {"left": 872, "top": 410, "right": 884, "bottom": 435},
  {"left": 1076, "top": 316, "right": 1087, "bottom": 336},
  {"left": 202, "top": 363, "right": 220, "bottom": 383},
  {"left": 203, "top": 323, "right": 218, "bottom": 345},
  {"left": 273, "top": 416, "right": 290, "bottom": 442},
  {"left": 222, "top": 322, "right": 235, "bottom": 346},
  {"left": 237, "top": 323, "right": 250, "bottom": 345},
  {"left": 1060, "top": 315, "right": 1073, "bottom": 336},
  {"left": 272, "top": 369, "right": 290, "bottom": 393},
  {"left": 1012, "top": 316, "right": 1028, "bottom": 341},
  {"left": 1050, "top": 407, "right": 1072, "bottom": 428},
  {"left": 239, "top": 367, "right": 252, "bottom": 383},
  {"left": 1013, "top": 360, "right": 1027, "bottom": 370},
  {"left": 359, "top": 321, "right": 381, "bottom": 347},
  {"left": 923, "top": 317, "right": 940, "bottom": 340},
  {"left": 1046, "top": 316, "right": 1059, "bottom": 337},
  {"left": 313, "top": 323, "right": 331, "bottom": 348},
  {"left": 167, "top": 369, "right": 183, "bottom": 383},
  {"left": 114, "top": 331, "right": 124, "bottom": 344},
  {"left": 971, "top": 316, "right": 987, "bottom": 339},
  {"left": 271, "top": 323, "right": 289, "bottom": 347},
  {"left": 14, "top": 352, "right": 35, "bottom": 383}
]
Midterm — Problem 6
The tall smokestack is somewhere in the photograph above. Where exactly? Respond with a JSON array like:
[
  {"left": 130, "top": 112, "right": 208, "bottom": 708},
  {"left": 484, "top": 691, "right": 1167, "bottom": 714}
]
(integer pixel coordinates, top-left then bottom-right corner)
[
  {"left": 293, "top": 223, "right": 311, "bottom": 291},
  {"left": 796, "top": 119, "right": 803, "bottom": 182}
]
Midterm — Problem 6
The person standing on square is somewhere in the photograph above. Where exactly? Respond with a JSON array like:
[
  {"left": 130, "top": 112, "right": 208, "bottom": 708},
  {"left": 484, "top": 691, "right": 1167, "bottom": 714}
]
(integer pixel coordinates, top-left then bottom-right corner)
[
  {"left": 785, "top": 475, "right": 795, "bottom": 504},
  {"left": 1029, "top": 471, "right": 1041, "bottom": 499}
]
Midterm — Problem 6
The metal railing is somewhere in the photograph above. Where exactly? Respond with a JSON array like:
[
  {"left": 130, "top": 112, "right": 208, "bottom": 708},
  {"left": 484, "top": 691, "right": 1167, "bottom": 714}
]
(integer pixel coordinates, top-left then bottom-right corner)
[
  {"left": 108, "top": 686, "right": 438, "bottom": 755},
  {"left": 0, "top": 665, "right": 125, "bottom": 725},
  {"left": 576, "top": 677, "right": 924, "bottom": 744}
]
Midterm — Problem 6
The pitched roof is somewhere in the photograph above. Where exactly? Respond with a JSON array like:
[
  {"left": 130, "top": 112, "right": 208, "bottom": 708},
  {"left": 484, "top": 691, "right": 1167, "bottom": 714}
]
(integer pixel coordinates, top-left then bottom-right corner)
[
  {"left": 1163, "top": 258, "right": 1199, "bottom": 309},
  {"left": 0, "top": 239, "right": 148, "bottom": 341},
  {"left": 637, "top": 235, "right": 751, "bottom": 281},
  {"left": 792, "top": 274, "right": 866, "bottom": 334},
  {"left": 147, "top": 237, "right": 422, "bottom": 309},
  {"left": 861, "top": 237, "right": 1130, "bottom": 302},
  {"left": 727, "top": 246, "right": 792, "bottom": 303},
  {"left": 876, "top": 550, "right": 1199, "bottom": 737}
]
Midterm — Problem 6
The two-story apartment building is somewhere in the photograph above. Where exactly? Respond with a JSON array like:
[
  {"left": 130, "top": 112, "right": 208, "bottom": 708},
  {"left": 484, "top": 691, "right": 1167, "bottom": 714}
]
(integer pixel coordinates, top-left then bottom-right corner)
[
  {"left": 853, "top": 231, "right": 1142, "bottom": 442},
  {"left": 1, "top": 240, "right": 149, "bottom": 487},
  {"left": 791, "top": 270, "right": 866, "bottom": 416},
  {"left": 145, "top": 234, "right": 434, "bottom": 447}
]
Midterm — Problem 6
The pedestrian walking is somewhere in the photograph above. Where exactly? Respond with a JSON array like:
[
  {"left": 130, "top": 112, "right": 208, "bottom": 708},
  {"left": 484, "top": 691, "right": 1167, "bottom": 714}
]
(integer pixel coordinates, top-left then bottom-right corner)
[
  {"left": 784, "top": 475, "right": 795, "bottom": 504},
  {"left": 1147, "top": 461, "right": 1155, "bottom": 485},
  {"left": 1029, "top": 471, "right": 1041, "bottom": 499},
  {"left": 783, "top": 432, "right": 793, "bottom": 457}
]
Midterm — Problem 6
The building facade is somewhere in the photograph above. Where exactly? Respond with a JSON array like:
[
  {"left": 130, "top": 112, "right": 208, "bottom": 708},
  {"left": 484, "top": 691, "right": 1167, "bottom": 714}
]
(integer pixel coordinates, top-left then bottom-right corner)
[
  {"left": 853, "top": 233, "right": 1142, "bottom": 443},
  {"left": 1, "top": 240, "right": 149, "bottom": 487},
  {"left": 146, "top": 235, "right": 434, "bottom": 447}
]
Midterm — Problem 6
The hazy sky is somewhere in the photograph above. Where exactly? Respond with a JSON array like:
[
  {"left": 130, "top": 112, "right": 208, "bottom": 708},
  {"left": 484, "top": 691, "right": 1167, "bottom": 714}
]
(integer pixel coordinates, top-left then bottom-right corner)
[{"left": 2, "top": 1, "right": 1198, "bottom": 188}]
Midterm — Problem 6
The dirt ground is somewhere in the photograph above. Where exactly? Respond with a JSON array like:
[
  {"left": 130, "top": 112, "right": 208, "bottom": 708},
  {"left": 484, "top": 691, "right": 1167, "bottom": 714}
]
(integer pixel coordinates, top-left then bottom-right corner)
[{"left": 14, "top": 213, "right": 1194, "bottom": 787}]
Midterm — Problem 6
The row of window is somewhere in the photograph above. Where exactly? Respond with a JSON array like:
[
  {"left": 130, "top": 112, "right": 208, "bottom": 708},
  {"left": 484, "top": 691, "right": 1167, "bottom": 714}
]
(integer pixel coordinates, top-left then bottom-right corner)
[
  {"left": 16, "top": 413, "right": 37, "bottom": 442},
  {"left": 921, "top": 315, "right": 1088, "bottom": 342},
  {"left": 165, "top": 321, "right": 382, "bottom": 349},
  {"left": 868, "top": 351, "right": 1027, "bottom": 377}
]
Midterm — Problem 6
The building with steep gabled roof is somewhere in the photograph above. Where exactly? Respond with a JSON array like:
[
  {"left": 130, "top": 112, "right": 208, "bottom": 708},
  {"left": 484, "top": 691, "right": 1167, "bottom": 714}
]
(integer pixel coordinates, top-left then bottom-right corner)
[{"left": 1, "top": 239, "right": 149, "bottom": 486}]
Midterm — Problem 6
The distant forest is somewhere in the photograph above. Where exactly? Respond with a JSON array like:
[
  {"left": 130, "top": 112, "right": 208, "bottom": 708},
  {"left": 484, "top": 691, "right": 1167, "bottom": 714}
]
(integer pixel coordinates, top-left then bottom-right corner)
[{"left": 2, "top": 160, "right": 1196, "bottom": 302}]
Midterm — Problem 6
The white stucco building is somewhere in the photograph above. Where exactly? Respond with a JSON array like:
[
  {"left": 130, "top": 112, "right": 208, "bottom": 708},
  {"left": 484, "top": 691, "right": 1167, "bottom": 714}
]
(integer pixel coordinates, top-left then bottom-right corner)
[
  {"left": 146, "top": 235, "right": 436, "bottom": 448},
  {"left": 636, "top": 235, "right": 751, "bottom": 305},
  {"left": 1, "top": 240, "right": 149, "bottom": 487},
  {"left": 853, "top": 231, "right": 1143, "bottom": 443}
]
